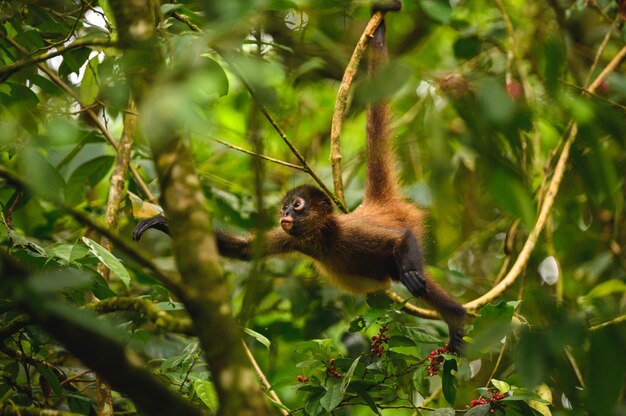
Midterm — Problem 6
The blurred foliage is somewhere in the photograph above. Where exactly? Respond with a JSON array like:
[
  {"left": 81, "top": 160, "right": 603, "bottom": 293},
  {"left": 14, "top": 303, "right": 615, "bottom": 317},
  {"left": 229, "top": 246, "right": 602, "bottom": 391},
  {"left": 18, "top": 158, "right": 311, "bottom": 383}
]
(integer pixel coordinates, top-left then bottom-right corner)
[{"left": 0, "top": 0, "right": 625, "bottom": 415}]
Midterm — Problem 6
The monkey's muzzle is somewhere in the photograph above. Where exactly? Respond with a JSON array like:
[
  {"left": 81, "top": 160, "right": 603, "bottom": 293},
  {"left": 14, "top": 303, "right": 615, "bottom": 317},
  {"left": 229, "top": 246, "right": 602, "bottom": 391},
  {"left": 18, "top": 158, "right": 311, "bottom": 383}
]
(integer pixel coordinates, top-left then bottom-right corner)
[{"left": 280, "top": 217, "right": 293, "bottom": 232}]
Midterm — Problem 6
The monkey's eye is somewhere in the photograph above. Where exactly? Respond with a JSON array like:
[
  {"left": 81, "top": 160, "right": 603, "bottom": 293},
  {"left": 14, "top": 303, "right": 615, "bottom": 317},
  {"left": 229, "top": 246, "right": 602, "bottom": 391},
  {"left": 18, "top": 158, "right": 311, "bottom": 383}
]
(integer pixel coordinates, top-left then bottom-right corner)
[{"left": 292, "top": 197, "right": 305, "bottom": 211}]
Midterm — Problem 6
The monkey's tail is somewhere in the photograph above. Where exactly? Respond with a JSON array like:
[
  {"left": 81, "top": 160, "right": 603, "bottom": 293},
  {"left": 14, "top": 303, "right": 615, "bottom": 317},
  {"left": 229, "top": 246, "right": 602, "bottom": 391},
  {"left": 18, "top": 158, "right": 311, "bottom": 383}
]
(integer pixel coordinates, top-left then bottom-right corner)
[{"left": 364, "top": 4, "right": 402, "bottom": 204}]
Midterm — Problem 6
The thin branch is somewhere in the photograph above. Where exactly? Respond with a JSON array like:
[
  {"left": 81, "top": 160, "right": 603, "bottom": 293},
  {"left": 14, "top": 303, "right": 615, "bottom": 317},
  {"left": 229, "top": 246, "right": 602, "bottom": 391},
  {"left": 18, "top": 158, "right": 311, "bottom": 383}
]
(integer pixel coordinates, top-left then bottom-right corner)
[
  {"left": 330, "top": 11, "right": 385, "bottom": 207},
  {"left": 0, "top": 37, "right": 115, "bottom": 81},
  {"left": 210, "top": 137, "right": 307, "bottom": 171},
  {"left": 243, "top": 342, "right": 289, "bottom": 415},
  {"left": 589, "top": 314, "right": 626, "bottom": 331},
  {"left": 2, "top": 36, "right": 157, "bottom": 205}
]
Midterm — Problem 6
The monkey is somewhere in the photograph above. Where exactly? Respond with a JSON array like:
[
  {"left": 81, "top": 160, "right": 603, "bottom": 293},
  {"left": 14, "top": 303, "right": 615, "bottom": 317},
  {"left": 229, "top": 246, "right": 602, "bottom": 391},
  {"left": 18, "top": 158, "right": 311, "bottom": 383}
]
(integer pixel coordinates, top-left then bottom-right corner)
[{"left": 133, "top": 1, "right": 466, "bottom": 354}]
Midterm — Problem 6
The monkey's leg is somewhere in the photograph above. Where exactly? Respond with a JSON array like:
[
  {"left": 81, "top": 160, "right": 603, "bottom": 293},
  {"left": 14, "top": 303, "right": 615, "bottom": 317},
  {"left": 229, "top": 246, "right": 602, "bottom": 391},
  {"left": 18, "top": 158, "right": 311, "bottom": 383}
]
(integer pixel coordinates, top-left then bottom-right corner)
[
  {"left": 423, "top": 281, "right": 466, "bottom": 355},
  {"left": 132, "top": 215, "right": 170, "bottom": 241},
  {"left": 393, "top": 230, "right": 466, "bottom": 355}
]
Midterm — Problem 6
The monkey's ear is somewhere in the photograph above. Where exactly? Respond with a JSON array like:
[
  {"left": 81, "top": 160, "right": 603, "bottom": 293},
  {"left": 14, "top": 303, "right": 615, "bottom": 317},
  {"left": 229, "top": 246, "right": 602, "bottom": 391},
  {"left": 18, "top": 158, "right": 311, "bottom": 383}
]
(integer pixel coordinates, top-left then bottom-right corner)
[{"left": 132, "top": 215, "right": 170, "bottom": 241}]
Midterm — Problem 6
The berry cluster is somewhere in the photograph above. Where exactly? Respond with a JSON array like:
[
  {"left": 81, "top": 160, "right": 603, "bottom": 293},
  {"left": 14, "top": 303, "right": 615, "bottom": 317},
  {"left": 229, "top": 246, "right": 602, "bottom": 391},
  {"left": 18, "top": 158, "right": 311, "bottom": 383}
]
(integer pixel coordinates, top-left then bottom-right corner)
[
  {"left": 296, "top": 375, "right": 309, "bottom": 383},
  {"left": 468, "top": 389, "right": 506, "bottom": 412},
  {"left": 370, "top": 326, "right": 390, "bottom": 357},
  {"left": 327, "top": 358, "right": 343, "bottom": 379},
  {"left": 426, "top": 344, "right": 448, "bottom": 376}
]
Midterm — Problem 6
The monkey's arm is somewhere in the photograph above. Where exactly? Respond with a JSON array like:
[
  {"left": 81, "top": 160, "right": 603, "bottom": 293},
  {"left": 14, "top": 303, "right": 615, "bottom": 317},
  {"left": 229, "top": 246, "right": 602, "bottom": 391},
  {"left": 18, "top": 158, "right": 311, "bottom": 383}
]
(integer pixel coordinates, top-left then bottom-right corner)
[
  {"left": 133, "top": 216, "right": 295, "bottom": 259},
  {"left": 216, "top": 228, "right": 294, "bottom": 260}
]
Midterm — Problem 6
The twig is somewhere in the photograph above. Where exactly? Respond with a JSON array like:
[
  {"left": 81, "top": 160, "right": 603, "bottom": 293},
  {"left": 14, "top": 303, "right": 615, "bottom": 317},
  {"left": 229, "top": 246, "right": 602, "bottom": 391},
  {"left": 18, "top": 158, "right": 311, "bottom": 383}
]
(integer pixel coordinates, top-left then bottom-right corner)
[
  {"left": 210, "top": 137, "right": 307, "bottom": 171},
  {"left": 0, "top": 37, "right": 114, "bottom": 81},
  {"left": 589, "top": 314, "right": 626, "bottom": 331},
  {"left": 330, "top": 11, "right": 385, "bottom": 207},
  {"left": 243, "top": 342, "right": 289, "bottom": 415},
  {"left": 97, "top": 97, "right": 137, "bottom": 281}
]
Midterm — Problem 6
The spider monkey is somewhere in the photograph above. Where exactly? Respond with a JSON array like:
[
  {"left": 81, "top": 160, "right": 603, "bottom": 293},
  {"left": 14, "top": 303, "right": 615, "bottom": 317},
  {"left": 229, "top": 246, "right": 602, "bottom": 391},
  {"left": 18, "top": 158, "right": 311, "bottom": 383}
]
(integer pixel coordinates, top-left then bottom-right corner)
[{"left": 133, "top": 1, "right": 466, "bottom": 354}]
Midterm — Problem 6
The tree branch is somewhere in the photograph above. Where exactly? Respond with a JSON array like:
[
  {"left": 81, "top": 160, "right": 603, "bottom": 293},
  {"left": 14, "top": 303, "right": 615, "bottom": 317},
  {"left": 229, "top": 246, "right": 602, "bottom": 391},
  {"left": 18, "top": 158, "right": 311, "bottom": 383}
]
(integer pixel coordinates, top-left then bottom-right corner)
[
  {"left": 85, "top": 297, "right": 193, "bottom": 334},
  {"left": 0, "top": 37, "right": 115, "bottom": 81},
  {"left": 330, "top": 11, "right": 385, "bottom": 207}
]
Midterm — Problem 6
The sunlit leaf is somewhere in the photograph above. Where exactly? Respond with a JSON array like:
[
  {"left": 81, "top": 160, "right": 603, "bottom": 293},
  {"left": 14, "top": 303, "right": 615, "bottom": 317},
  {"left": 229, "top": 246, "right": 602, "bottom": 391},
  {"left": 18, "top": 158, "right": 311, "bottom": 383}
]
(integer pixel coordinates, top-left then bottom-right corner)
[
  {"left": 82, "top": 237, "right": 131, "bottom": 287},
  {"left": 79, "top": 56, "right": 100, "bottom": 105},
  {"left": 193, "top": 379, "right": 219, "bottom": 411},
  {"left": 243, "top": 327, "right": 271, "bottom": 349}
]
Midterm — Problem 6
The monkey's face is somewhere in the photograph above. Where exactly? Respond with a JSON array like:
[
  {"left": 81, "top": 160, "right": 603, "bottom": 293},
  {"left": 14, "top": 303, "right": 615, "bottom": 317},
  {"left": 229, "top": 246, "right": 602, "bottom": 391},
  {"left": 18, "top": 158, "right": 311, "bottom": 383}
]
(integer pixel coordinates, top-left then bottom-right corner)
[
  {"left": 280, "top": 185, "right": 332, "bottom": 236},
  {"left": 280, "top": 196, "right": 306, "bottom": 235}
]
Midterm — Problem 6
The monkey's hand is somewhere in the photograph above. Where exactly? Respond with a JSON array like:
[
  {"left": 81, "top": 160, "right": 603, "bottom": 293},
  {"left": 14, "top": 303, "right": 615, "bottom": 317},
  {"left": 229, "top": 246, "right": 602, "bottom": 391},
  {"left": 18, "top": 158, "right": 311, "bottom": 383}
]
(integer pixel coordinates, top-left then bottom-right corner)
[
  {"left": 132, "top": 215, "right": 170, "bottom": 241},
  {"left": 399, "top": 270, "right": 427, "bottom": 298}
]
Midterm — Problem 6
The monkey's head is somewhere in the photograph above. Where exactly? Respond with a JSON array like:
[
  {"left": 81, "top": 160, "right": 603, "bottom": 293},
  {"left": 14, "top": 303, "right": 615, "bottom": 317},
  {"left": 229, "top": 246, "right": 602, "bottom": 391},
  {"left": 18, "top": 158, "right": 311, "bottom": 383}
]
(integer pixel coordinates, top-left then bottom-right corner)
[{"left": 279, "top": 185, "right": 333, "bottom": 236}]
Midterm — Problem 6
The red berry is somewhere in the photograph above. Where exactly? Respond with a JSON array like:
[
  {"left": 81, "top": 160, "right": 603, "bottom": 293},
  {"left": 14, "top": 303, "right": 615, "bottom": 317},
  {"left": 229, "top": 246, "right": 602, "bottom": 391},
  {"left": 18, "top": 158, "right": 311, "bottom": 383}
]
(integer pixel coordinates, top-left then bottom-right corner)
[{"left": 297, "top": 375, "right": 303, "bottom": 382}]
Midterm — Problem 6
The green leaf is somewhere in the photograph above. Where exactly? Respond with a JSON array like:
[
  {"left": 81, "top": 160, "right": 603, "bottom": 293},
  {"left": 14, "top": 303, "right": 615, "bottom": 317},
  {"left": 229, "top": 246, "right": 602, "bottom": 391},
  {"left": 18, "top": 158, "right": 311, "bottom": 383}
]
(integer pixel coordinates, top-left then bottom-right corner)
[
  {"left": 305, "top": 391, "right": 325, "bottom": 416},
  {"left": 467, "top": 301, "right": 518, "bottom": 354},
  {"left": 491, "top": 378, "right": 511, "bottom": 393},
  {"left": 243, "top": 327, "right": 271, "bottom": 349},
  {"left": 454, "top": 36, "right": 481, "bottom": 60},
  {"left": 193, "top": 379, "right": 219, "bottom": 411},
  {"left": 320, "top": 378, "right": 343, "bottom": 412},
  {"left": 465, "top": 404, "right": 490, "bottom": 416},
  {"left": 366, "top": 291, "right": 392, "bottom": 309},
  {"left": 36, "top": 365, "right": 63, "bottom": 396},
  {"left": 442, "top": 359, "right": 458, "bottom": 405},
  {"left": 348, "top": 316, "right": 366, "bottom": 332},
  {"left": 82, "top": 237, "right": 131, "bottom": 287},
  {"left": 420, "top": 0, "right": 452, "bottom": 23},
  {"left": 18, "top": 148, "right": 66, "bottom": 201},
  {"left": 350, "top": 384, "right": 381, "bottom": 415},
  {"left": 59, "top": 47, "right": 91, "bottom": 77},
  {"left": 397, "top": 326, "right": 442, "bottom": 344},
  {"left": 581, "top": 279, "right": 626, "bottom": 302},
  {"left": 340, "top": 357, "right": 360, "bottom": 394},
  {"left": 161, "top": 3, "right": 183, "bottom": 14},
  {"left": 485, "top": 167, "right": 535, "bottom": 227},
  {"left": 79, "top": 56, "right": 99, "bottom": 105},
  {"left": 66, "top": 156, "right": 114, "bottom": 206}
]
